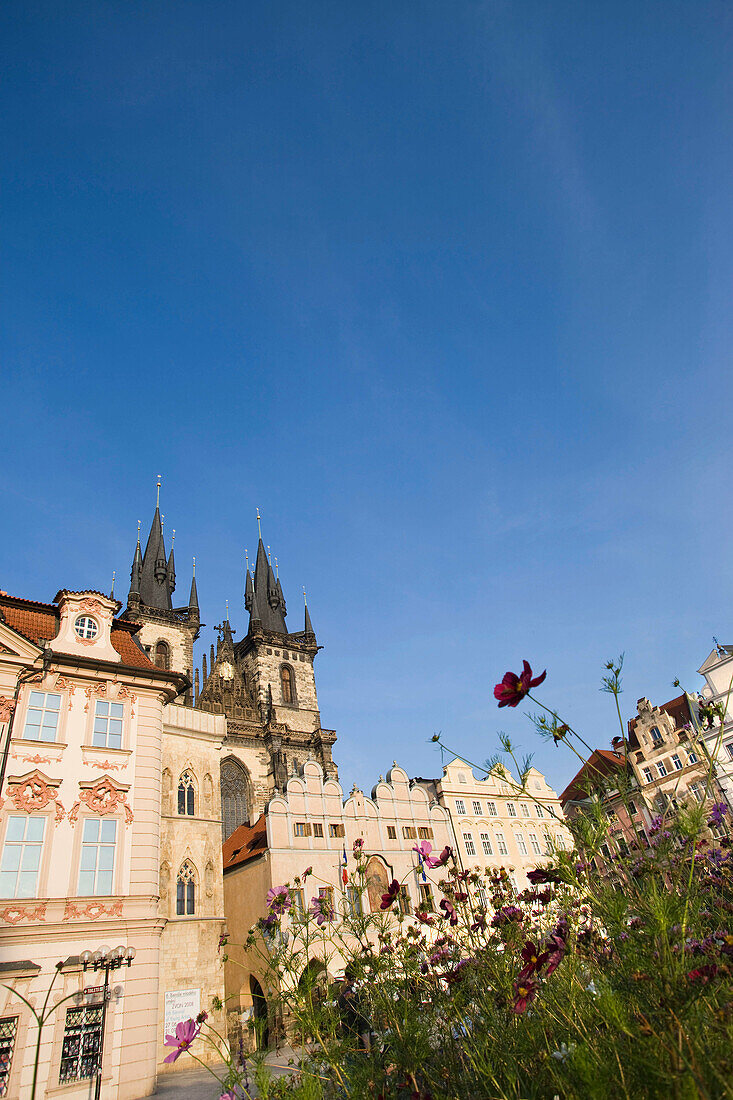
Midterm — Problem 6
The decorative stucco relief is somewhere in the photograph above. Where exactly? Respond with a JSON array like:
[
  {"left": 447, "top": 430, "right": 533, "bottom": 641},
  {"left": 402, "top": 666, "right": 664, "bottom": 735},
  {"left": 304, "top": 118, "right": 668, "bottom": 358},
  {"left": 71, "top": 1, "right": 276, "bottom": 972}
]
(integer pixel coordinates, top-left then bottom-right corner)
[
  {"left": 0, "top": 696, "right": 16, "bottom": 723},
  {"left": 0, "top": 903, "right": 47, "bottom": 925},
  {"left": 69, "top": 776, "right": 133, "bottom": 826},
  {"left": 6, "top": 772, "right": 66, "bottom": 823},
  {"left": 84, "top": 682, "right": 108, "bottom": 713},
  {"left": 63, "top": 899, "right": 123, "bottom": 922}
]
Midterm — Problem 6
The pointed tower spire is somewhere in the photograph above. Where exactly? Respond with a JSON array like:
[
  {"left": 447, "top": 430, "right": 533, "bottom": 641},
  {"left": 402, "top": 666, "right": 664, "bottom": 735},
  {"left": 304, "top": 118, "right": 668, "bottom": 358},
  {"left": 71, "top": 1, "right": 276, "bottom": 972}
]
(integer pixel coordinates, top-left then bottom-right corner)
[
  {"left": 188, "top": 557, "right": 199, "bottom": 619},
  {"left": 138, "top": 478, "right": 171, "bottom": 610},
  {"left": 167, "top": 530, "right": 176, "bottom": 595},
  {"left": 251, "top": 529, "right": 287, "bottom": 633},
  {"left": 110, "top": 571, "right": 116, "bottom": 599},
  {"left": 128, "top": 520, "right": 143, "bottom": 599},
  {"left": 303, "top": 587, "right": 315, "bottom": 638}
]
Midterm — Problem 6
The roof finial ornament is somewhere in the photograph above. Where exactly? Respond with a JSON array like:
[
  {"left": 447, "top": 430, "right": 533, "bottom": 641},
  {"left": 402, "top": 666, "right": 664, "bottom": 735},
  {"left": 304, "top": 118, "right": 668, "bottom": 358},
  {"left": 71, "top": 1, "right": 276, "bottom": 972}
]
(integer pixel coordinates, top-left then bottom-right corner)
[
  {"left": 303, "top": 586, "right": 307, "bottom": 606},
  {"left": 110, "top": 570, "right": 116, "bottom": 598},
  {"left": 256, "top": 508, "right": 262, "bottom": 540},
  {"left": 136, "top": 519, "right": 141, "bottom": 547},
  {"left": 192, "top": 556, "right": 196, "bottom": 575},
  {"left": 161, "top": 514, "right": 165, "bottom": 533},
  {"left": 156, "top": 475, "right": 161, "bottom": 510},
  {"left": 245, "top": 548, "right": 249, "bottom": 574},
  {"left": 267, "top": 544, "right": 271, "bottom": 563},
  {"left": 275, "top": 556, "right": 279, "bottom": 579},
  {"left": 225, "top": 599, "right": 229, "bottom": 622},
  {"left": 171, "top": 529, "right": 175, "bottom": 547}
]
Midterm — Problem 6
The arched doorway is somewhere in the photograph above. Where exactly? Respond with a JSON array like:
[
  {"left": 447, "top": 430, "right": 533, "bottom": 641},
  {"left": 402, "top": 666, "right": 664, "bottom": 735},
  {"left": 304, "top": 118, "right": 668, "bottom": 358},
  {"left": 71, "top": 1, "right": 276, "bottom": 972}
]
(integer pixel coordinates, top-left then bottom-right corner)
[
  {"left": 250, "top": 976, "right": 269, "bottom": 1050},
  {"left": 220, "top": 757, "right": 254, "bottom": 841}
]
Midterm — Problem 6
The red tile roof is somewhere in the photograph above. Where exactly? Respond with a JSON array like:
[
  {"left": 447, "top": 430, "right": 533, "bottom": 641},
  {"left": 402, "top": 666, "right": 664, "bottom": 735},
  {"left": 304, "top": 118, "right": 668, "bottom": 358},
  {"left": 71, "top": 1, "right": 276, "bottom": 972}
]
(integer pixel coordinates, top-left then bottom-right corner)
[
  {"left": 559, "top": 749, "right": 626, "bottom": 804},
  {"left": 0, "top": 593, "right": 155, "bottom": 671},
  {"left": 223, "top": 813, "right": 268, "bottom": 871}
]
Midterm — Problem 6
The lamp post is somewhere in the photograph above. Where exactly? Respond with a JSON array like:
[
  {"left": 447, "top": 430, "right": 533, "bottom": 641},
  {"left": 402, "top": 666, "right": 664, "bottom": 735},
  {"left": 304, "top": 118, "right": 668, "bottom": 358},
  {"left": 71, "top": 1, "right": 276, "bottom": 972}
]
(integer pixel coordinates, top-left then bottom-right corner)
[{"left": 79, "top": 945, "right": 136, "bottom": 1100}]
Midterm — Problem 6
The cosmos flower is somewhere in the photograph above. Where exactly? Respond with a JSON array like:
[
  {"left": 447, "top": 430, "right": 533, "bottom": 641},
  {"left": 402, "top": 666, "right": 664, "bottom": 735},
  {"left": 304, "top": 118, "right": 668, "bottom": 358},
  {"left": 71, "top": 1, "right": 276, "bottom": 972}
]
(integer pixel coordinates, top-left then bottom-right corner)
[
  {"left": 310, "top": 895, "right": 336, "bottom": 925},
  {"left": 266, "top": 885, "right": 291, "bottom": 914},
  {"left": 427, "top": 845, "right": 453, "bottom": 869},
  {"left": 494, "top": 661, "right": 547, "bottom": 708},
  {"left": 380, "top": 879, "right": 401, "bottom": 910},
  {"left": 512, "top": 976, "right": 539, "bottom": 1014},
  {"left": 163, "top": 1019, "right": 201, "bottom": 1063}
]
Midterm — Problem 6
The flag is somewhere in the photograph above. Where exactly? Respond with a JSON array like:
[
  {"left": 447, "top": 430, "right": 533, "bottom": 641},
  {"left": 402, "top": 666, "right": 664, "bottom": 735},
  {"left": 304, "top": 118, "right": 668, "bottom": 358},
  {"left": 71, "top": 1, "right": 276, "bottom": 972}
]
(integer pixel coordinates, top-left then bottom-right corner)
[{"left": 342, "top": 847, "right": 348, "bottom": 885}]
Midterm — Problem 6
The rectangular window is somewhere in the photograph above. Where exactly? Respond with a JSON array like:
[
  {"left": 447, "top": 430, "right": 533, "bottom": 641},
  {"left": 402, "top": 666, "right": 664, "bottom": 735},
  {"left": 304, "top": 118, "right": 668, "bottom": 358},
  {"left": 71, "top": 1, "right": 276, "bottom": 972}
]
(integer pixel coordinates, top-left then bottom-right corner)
[
  {"left": 291, "top": 889, "right": 305, "bottom": 917},
  {"left": 514, "top": 832, "right": 528, "bottom": 855},
  {"left": 293, "top": 822, "right": 311, "bottom": 838},
  {"left": 651, "top": 727, "right": 663, "bottom": 744},
  {"left": 643, "top": 767, "right": 654, "bottom": 784},
  {"left": 657, "top": 761, "right": 668, "bottom": 777},
  {"left": 92, "top": 701, "right": 124, "bottom": 749},
  {"left": 472, "top": 801, "right": 482, "bottom": 816},
  {"left": 520, "top": 803, "right": 530, "bottom": 817},
  {"left": 455, "top": 800, "right": 466, "bottom": 815},
  {"left": 671, "top": 754, "right": 682, "bottom": 771},
  {"left": 0, "top": 815, "right": 45, "bottom": 899},
  {"left": 486, "top": 801, "right": 497, "bottom": 817},
  {"left": 398, "top": 886, "right": 411, "bottom": 915},
  {"left": 318, "top": 886, "right": 335, "bottom": 907},
  {"left": 78, "top": 818, "right": 116, "bottom": 895},
  {"left": 417, "top": 826, "right": 433, "bottom": 840},
  {"left": 726, "top": 743, "right": 733, "bottom": 760},
  {"left": 506, "top": 803, "right": 517, "bottom": 817},
  {"left": 544, "top": 831, "right": 553, "bottom": 854},
  {"left": 529, "top": 832, "right": 541, "bottom": 855},
  {"left": 328, "top": 823, "right": 345, "bottom": 838},
  {"left": 628, "top": 800, "right": 638, "bottom": 816},
  {"left": 496, "top": 832, "right": 508, "bottom": 855},
  {"left": 402, "top": 826, "right": 417, "bottom": 840},
  {"left": 0, "top": 1016, "right": 18, "bottom": 1096},
  {"left": 463, "top": 833, "right": 476, "bottom": 856},
  {"left": 386, "top": 825, "right": 397, "bottom": 840},
  {"left": 418, "top": 883, "right": 434, "bottom": 911},
  {"left": 346, "top": 886, "right": 363, "bottom": 917},
  {"left": 688, "top": 751, "right": 698, "bottom": 764},
  {"left": 555, "top": 833, "right": 567, "bottom": 850},
  {"left": 535, "top": 804, "right": 544, "bottom": 818},
  {"left": 480, "top": 832, "right": 493, "bottom": 856},
  {"left": 59, "top": 1005, "right": 104, "bottom": 1084},
  {"left": 601, "top": 843, "right": 611, "bottom": 859},
  {"left": 312, "top": 823, "right": 324, "bottom": 838},
  {"left": 637, "top": 829, "right": 649, "bottom": 848},
  {"left": 23, "top": 691, "right": 61, "bottom": 742},
  {"left": 690, "top": 783, "right": 704, "bottom": 802}
]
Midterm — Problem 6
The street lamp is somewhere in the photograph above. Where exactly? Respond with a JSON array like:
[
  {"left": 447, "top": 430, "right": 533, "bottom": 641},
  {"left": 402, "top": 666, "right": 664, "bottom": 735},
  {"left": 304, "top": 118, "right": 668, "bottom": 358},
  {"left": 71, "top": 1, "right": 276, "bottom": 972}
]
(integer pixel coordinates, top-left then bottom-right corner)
[{"left": 80, "top": 945, "right": 136, "bottom": 1100}]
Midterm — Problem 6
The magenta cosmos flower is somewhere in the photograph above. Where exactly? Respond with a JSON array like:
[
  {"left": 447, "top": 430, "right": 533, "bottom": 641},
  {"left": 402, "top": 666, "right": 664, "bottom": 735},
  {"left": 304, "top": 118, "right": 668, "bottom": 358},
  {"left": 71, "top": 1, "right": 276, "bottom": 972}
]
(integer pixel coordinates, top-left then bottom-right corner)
[
  {"left": 439, "top": 898, "right": 458, "bottom": 926},
  {"left": 518, "top": 940, "right": 549, "bottom": 980},
  {"left": 310, "top": 895, "right": 336, "bottom": 925},
  {"left": 512, "top": 976, "right": 539, "bottom": 1014},
  {"left": 163, "top": 1018, "right": 201, "bottom": 1063},
  {"left": 493, "top": 661, "right": 546, "bottom": 708},
  {"left": 427, "top": 845, "right": 453, "bottom": 869},
  {"left": 266, "top": 885, "right": 291, "bottom": 915},
  {"left": 380, "top": 879, "right": 401, "bottom": 910}
]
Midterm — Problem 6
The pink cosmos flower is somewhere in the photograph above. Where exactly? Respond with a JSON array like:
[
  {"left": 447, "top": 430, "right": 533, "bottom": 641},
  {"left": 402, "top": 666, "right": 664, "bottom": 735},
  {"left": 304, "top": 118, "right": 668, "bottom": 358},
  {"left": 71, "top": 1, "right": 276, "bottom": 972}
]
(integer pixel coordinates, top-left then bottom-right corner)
[
  {"left": 427, "top": 845, "right": 453, "bottom": 869},
  {"left": 266, "top": 885, "right": 291, "bottom": 914},
  {"left": 413, "top": 840, "right": 433, "bottom": 862},
  {"left": 440, "top": 898, "right": 458, "bottom": 926},
  {"left": 310, "top": 895, "right": 335, "bottom": 925},
  {"left": 163, "top": 1018, "right": 201, "bottom": 1063},
  {"left": 494, "top": 661, "right": 546, "bottom": 708}
]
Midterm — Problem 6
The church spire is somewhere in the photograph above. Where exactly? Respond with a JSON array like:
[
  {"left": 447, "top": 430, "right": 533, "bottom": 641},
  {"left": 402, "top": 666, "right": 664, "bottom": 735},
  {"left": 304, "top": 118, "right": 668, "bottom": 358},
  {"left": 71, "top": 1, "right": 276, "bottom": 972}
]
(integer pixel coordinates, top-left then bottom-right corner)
[
  {"left": 128, "top": 520, "right": 143, "bottom": 599},
  {"left": 250, "top": 518, "right": 287, "bottom": 634},
  {"left": 139, "top": 483, "right": 172, "bottom": 611},
  {"left": 188, "top": 557, "right": 199, "bottom": 619},
  {"left": 303, "top": 588, "right": 315, "bottom": 639}
]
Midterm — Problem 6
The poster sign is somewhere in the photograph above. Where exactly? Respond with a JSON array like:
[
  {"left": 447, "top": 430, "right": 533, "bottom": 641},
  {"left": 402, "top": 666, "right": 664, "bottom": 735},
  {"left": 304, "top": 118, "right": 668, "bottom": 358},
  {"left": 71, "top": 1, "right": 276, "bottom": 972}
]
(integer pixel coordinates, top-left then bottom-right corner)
[{"left": 164, "top": 989, "right": 200, "bottom": 1038}]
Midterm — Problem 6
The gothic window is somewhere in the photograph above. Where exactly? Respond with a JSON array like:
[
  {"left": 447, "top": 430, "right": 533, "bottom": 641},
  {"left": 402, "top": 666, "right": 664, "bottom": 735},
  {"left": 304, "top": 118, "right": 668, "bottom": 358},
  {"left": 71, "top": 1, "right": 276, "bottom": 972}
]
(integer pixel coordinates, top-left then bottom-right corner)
[
  {"left": 280, "top": 664, "right": 295, "bottom": 705},
  {"left": 178, "top": 771, "right": 195, "bottom": 816},
  {"left": 220, "top": 757, "right": 252, "bottom": 841},
  {"left": 155, "top": 641, "right": 170, "bottom": 670},
  {"left": 176, "top": 861, "right": 196, "bottom": 915}
]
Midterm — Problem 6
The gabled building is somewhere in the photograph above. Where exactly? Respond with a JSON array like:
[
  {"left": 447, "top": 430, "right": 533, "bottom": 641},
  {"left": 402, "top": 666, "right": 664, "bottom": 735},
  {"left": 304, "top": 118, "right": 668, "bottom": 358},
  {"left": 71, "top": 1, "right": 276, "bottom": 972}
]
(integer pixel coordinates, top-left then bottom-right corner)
[
  {"left": 415, "top": 758, "right": 572, "bottom": 890},
  {"left": 697, "top": 645, "right": 733, "bottom": 804}
]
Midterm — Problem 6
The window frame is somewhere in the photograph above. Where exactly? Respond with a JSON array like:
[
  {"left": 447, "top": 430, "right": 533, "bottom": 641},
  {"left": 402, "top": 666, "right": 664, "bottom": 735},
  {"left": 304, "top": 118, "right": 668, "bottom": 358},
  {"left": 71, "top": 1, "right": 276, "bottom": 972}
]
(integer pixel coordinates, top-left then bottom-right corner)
[
  {"left": 154, "top": 640, "right": 171, "bottom": 671},
  {"left": 176, "top": 860, "right": 197, "bottom": 917},
  {"left": 21, "top": 690, "right": 63, "bottom": 743},
  {"left": 177, "top": 770, "right": 197, "bottom": 816},
  {"left": 514, "top": 831, "right": 528, "bottom": 856},
  {"left": 91, "top": 698, "right": 125, "bottom": 750},
  {"left": 495, "top": 831, "right": 508, "bottom": 856},
  {"left": 386, "top": 825, "right": 397, "bottom": 840},
  {"left": 418, "top": 883, "right": 434, "bottom": 911},
  {"left": 480, "top": 832, "right": 493, "bottom": 856},
  {"left": 463, "top": 832, "right": 476, "bottom": 857},
  {"left": 486, "top": 801, "right": 497, "bottom": 817},
  {"left": 0, "top": 814, "right": 46, "bottom": 899},
  {"left": 455, "top": 799, "right": 466, "bottom": 815},
  {"left": 279, "top": 663, "right": 297, "bottom": 706},
  {"left": 74, "top": 615, "right": 99, "bottom": 641},
  {"left": 58, "top": 1003, "right": 104, "bottom": 1085},
  {"left": 0, "top": 1015, "right": 19, "bottom": 1097},
  {"left": 77, "top": 817, "right": 118, "bottom": 897},
  {"left": 506, "top": 802, "right": 517, "bottom": 817}
]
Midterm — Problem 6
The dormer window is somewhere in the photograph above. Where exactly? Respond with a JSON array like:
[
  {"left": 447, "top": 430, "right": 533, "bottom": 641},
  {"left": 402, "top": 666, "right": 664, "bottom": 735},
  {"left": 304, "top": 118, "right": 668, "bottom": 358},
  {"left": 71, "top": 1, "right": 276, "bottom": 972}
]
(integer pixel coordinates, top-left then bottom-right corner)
[{"left": 74, "top": 616, "right": 98, "bottom": 641}]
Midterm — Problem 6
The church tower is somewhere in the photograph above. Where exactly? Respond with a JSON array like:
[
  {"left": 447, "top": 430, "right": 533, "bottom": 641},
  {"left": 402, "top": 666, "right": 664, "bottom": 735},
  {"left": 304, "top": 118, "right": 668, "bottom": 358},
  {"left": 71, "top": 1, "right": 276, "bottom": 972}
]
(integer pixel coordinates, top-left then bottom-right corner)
[
  {"left": 122, "top": 479, "right": 200, "bottom": 702},
  {"left": 195, "top": 518, "right": 337, "bottom": 837}
]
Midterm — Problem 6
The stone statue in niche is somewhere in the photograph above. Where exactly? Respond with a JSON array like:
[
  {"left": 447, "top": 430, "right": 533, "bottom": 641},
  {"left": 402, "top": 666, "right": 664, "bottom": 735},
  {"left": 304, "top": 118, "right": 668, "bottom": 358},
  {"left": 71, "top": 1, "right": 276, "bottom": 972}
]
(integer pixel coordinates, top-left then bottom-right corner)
[
  {"left": 203, "top": 772, "right": 214, "bottom": 810},
  {"left": 205, "top": 861, "right": 214, "bottom": 898},
  {"left": 159, "top": 861, "right": 170, "bottom": 901}
]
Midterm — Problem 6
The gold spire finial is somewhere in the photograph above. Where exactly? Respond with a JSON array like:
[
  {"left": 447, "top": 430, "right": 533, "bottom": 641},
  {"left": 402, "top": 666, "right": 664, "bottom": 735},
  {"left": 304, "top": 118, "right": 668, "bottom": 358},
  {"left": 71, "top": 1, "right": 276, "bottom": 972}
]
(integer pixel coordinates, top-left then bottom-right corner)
[
  {"left": 303, "top": 586, "right": 307, "bottom": 606},
  {"left": 136, "top": 519, "right": 141, "bottom": 547},
  {"left": 245, "top": 548, "right": 249, "bottom": 574},
  {"left": 256, "top": 508, "right": 262, "bottom": 540},
  {"left": 193, "top": 556, "right": 196, "bottom": 575},
  {"left": 156, "top": 475, "right": 161, "bottom": 509},
  {"left": 267, "top": 544, "right": 271, "bottom": 564},
  {"left": 275, "top": 556, "right": 279, "bottom": 579},
  {"left": 225, "top": 599, "right": 229, "bottom": 622},
  {"left": 110, "top": 570, "right": 116, "bottom": 598},
  {"left": 171, "top": 529, "right": 175, "bottom": 547}
]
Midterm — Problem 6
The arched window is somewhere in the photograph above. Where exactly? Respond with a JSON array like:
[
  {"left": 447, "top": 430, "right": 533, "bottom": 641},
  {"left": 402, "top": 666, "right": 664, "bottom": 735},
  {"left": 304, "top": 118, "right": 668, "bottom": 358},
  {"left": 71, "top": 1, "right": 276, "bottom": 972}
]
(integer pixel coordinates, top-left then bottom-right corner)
[
  {"left": 220, "top": 757, "right": 252, "bottom": 841},
  {"left": 176, "top": 861, "right": 196, "bottom": 915},
  {"left": 280, "top": 664, "right": 295, "bottom": 705},
  {"left": 155, "top": 641, "right": 170, "bottom": 670},
  {"left": 178, "top": 770, "right": 195, "bottom": 816}
]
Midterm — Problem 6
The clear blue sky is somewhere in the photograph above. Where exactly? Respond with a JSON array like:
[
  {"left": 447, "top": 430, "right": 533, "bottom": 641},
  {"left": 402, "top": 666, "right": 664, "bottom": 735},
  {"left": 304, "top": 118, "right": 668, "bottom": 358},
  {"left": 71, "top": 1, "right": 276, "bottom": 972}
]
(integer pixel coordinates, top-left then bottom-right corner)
[{"left": 2, "top": 2, "right": 732, "bottom": 797}]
